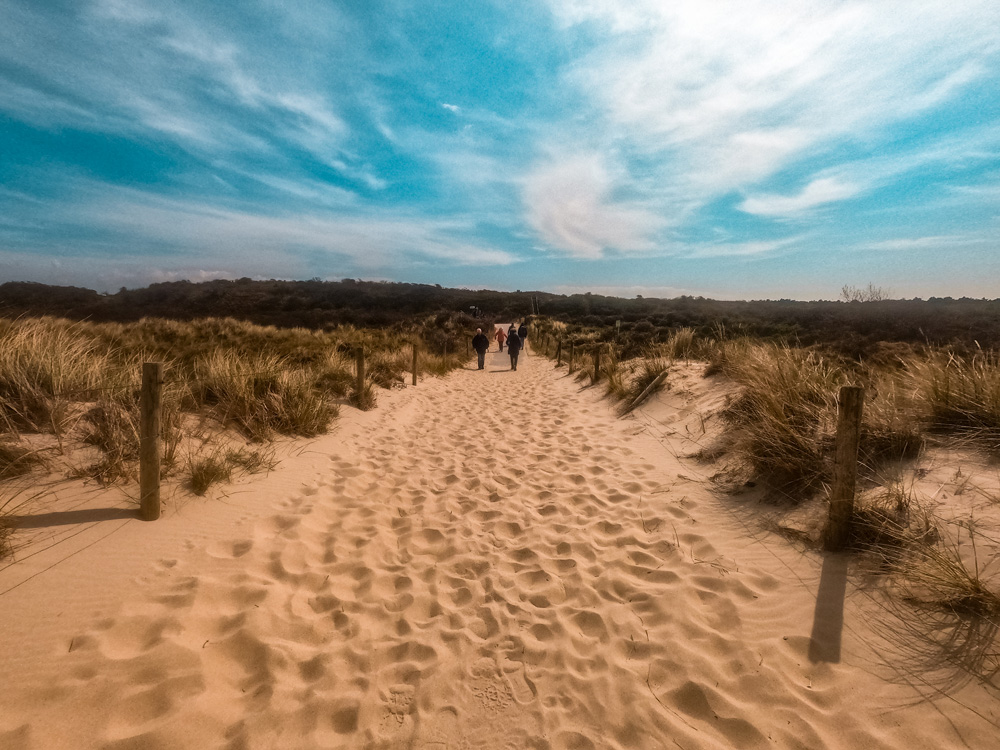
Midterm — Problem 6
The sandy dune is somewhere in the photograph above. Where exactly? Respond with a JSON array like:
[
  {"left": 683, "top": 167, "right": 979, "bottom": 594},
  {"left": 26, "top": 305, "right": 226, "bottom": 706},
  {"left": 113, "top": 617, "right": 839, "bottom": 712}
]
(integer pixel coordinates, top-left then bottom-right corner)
[{"left": 1, "top": 340, "right": 997, "bottom": 749}]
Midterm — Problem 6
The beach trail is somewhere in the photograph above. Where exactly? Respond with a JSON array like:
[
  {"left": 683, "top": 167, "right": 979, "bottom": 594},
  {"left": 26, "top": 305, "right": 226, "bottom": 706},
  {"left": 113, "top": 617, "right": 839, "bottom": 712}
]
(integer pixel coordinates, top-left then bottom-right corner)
[{"left": 1, "top": 338, "right": 996, "bottom": 749}]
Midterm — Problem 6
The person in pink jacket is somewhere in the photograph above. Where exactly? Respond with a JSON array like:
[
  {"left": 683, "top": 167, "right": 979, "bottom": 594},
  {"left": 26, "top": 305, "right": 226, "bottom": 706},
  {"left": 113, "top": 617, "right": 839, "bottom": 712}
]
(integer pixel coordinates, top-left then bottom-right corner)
[{"left": 495, "top": 327, "right": 507, "bottom": 352}]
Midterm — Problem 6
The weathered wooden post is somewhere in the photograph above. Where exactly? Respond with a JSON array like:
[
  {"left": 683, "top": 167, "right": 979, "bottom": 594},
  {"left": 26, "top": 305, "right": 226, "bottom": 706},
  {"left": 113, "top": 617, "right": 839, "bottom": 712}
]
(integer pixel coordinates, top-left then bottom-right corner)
[
  {"left": 556, "top": 340, "right": 562, "bottom": 366},
  {"left": 140, "top": 362, "right": 163, "bottom": 521},
  {"left": 825, "top": 385, "right": 865, "bottom": 551},
  {"left": 593, "top": 345, "right": 602, "bottom": 384},
  {"left": 568, "top": 342, "right": 575, "bottom": 373},
  {"left": 355, "top": 347, "right": 365, "bottom": 396},
  {"left": 412, "top": 343, "right": 418, "bottom": 386}
]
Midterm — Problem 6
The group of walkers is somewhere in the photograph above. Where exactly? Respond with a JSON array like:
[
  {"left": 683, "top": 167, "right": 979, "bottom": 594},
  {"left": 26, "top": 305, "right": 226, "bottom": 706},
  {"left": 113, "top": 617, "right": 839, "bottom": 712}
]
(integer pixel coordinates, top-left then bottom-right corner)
[{"left": 471, "top": 322, "right": 528, "bottom": 371}]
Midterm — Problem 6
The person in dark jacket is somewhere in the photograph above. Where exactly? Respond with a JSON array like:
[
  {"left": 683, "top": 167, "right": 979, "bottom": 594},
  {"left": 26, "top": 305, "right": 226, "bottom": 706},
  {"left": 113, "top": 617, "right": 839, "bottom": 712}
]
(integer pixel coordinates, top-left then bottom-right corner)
[
  {"left": 507, "top": 329, "right": 522, "bottom": 370},
  {"left": 472, "top": 328, "right": 489, "bottom": 369},
  {"left": 517, "top": 322, "right": 528, "bottom": 353}
]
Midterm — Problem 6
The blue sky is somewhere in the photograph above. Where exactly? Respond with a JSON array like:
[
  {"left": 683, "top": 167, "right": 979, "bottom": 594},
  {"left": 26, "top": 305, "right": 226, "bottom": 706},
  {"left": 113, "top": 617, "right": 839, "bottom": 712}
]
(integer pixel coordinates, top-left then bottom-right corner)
[{"left": 1, "top": 0, "right": 998, "bottom": 300}]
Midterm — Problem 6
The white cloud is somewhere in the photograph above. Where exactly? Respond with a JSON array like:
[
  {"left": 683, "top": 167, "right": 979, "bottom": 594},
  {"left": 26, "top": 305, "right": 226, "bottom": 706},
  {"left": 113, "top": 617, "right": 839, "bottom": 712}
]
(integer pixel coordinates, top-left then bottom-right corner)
[
  {"left": 547, "top": 0, "right": 1000, "bottom": 199},
  {"left": 682, "top": 237, "right": 800, "bottom": 259},
  {"left": 0, "top": 0, "right": 358, "bottom": 172},
  {"left": 864, "top": 234, "right": 991, "bottom": 251},
  {"left": 441, "top": 102, "right": 461, "bottom": 113},
  {"left": 82, "top": 194, "right": 516, "bottom": 268},
  {"left": 740, "top": 177, "right": 860, "bottom": 217},
  {"left": 523, "top": 154, "right": 665, "bottom": 258},
  {"left": 4, "top": 180, "right": 520, "bottom": 280}
]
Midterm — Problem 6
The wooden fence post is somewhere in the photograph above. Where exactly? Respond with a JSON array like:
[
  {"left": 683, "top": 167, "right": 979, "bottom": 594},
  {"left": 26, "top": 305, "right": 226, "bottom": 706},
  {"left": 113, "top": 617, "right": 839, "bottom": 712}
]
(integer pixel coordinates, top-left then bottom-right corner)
[
  {"left": 569, "top": 342, "right": 575, "bottom": 373},
  {"left": 556, "top": 340, "right": 562, "bottom": 366},
  {"left": 355, "top": 347, "right": 365, "bottom": 396},
  {"left": 825, "top": 386, "right": 865, "bottom": 551},
  {"left": 140, "top": 362, "right": 163, "bottom": 521},
  {"left": 412, "top": 343, "right": 418, "bottom": 386},
  {"left": 593, "top": 345, "right": 602, "bottom": 384}
]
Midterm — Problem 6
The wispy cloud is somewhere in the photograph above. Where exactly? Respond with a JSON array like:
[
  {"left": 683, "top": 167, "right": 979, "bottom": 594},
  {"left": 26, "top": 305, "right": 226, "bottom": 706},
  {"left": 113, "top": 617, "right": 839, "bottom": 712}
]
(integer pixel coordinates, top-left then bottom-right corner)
[
  {"left": 740, "top": 178, "right": 860, "bottom": 217},
  {"left": 523, "top": 153, "right": 665, "bottom": 258},
  {"left": 682, "top": 237, "right": 801, "bottom": 259},
  {"left": 739, "top": 125, "right": 1000, "bottom": 217},
  {"left": 79, "top": 191, "right": 518, "bottom": 268},
  {"left": 0, "top": 0, "right": 375, "bottom": 182},
  {"left": 547, "top": 0, "right": 1000, "bottom": 201},
  {"left": 3, "top": 180, "right": 518, "bottom": 280},
  {"left": 863, "top": 234, "right": 992, "bottom": 251}
]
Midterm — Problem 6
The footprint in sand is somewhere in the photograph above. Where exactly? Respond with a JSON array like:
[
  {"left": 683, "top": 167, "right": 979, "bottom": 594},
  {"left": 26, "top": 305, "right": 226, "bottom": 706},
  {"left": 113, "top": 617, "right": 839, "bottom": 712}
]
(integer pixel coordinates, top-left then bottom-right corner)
[
  {"left": 206, "top": 539, "right": 253, "bottom": 559},
  {"left": 498, "top": 638, "right": 536, "bottom": 704}
]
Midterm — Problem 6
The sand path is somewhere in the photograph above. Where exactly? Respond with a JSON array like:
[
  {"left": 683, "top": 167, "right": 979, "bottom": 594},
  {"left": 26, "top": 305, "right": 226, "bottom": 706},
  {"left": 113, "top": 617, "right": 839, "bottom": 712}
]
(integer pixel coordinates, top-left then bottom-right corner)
[{"left": 1, "top": 342, "right": 997, "bottom": 749}]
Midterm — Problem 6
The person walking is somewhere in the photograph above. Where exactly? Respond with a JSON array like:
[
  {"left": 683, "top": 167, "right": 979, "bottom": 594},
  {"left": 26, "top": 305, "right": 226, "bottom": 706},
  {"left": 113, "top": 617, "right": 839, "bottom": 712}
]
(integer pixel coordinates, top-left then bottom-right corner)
[
  {"left": 517, "top": 322, "right": 528, "bottom": 353},
  {"left": 472, "top": 328, "right": 489, "bottom": 370},
  {"left": 495, "top": 327, "right": 507, "bottom": 352},
  {"left": 507, "top": 328, "right": 522, "bottom": 371}
]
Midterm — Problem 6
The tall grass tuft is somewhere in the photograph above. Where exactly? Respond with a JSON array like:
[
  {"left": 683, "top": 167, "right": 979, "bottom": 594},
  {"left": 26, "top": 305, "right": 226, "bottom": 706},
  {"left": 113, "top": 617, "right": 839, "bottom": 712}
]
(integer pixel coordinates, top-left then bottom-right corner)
[
  {"left": 721, "top": 344, "right": 841, "bottom": 494},
  {"left": 349, "top": 381, "right": 377, "bottom": 411},
  {"left": 188, "top": 445, "right": 278, "bottom": 496},
  {"left": 193, "top": 351, "right": 334, "bottom": 440},
  {"left": 80, "top": 399, "right": 141, "bottom": 483},
  {"left": 848, "top": 479, "right": 936, "bottom": 553},
  {"left": 896, "top": 522, "right": 1000, "bottom": 618},
  {"left": 663, "top": 327, "right": 699, "bottom": 360},
  {"left": 910, "top": 351, "right": 1000, "bottom": 455},
  {"left": 188, "top": 451, "right": 233, "bottom": 496},
  {"left": 859, "top": 372, "right": 924, "bottom": 468},
  {"left": 603, "top": 350, "right": 628, "bottom": 401},
  {"left": 0, "top": 441, "right": 43, "bottom": 479},
  {"left": 0, "top": 318, "right": 112, "bottom": 434}
]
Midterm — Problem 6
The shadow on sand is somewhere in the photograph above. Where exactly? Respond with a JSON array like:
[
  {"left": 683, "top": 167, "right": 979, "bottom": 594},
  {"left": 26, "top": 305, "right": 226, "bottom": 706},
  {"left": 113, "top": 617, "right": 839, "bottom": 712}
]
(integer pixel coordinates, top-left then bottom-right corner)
[
  {"left": 8, "top": 507, "right": 138, "bottom": 529},
  {"left": 809, "top": 552, "right": 849, "bottom": 663}
]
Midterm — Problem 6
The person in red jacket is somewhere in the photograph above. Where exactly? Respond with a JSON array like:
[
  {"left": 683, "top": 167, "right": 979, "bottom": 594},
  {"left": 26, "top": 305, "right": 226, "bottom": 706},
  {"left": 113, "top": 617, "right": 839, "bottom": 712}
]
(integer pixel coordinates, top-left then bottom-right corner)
[{"left": 495, "top": 327, "right": 507, "bottom": 352}]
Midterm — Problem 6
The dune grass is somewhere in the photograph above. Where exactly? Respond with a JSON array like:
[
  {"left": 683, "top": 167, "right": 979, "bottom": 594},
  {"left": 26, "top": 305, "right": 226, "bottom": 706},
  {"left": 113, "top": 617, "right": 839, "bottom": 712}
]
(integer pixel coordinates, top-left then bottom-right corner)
[
  {"left": 910, "top": 351, "right": 1000, "bottom": 456},
  {"left": 187, "top": 446, "right": 277, "bottom": 496},
  {"left": 0, "top": 315, "right": 468, "bottom": 505},
  {"left": 0, "top": 441, "right": 43, "bottom": 479},
  {"left": 0, "top": 319, "right": 112, "bottom": 435},
  {"left": 193, "top": 350, "right": 336, "bottom": 440}
]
